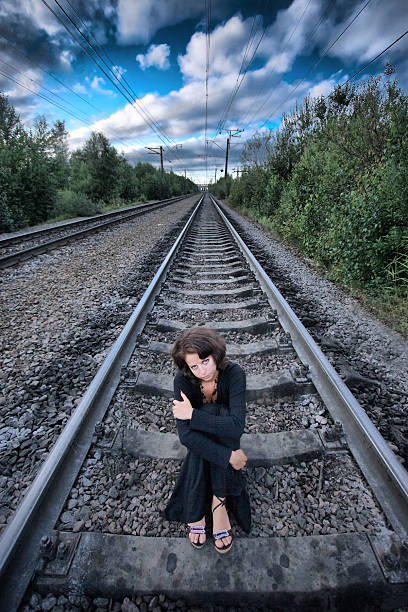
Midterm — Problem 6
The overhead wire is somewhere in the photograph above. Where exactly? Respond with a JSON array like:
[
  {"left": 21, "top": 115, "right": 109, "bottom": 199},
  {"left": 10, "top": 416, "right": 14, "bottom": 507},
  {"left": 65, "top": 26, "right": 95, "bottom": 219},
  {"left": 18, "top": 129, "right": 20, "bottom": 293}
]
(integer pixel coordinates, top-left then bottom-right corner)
[
  {"left": 204, "top": 0, "right": 211, "bottom": 184},
  {"left": 340, "top": 28, "right": 408, "bottom": 86},
  {"left": 59, "top": 0, "right": 177, "bottom": 150},
  {"left": 0, "top": 69, "right": 96, "bottom": 126},
  {"left": 59, "top": 0, "right": 191, "bottom": 171},
  {"left": 39, "top": 0, "right": 182, "bottom": 169},
  {"left": 0, "top": 33, "right": 100, "bottom": 112},
  {"left": 50, "top": 0, "right": 176, "bottom": 149},
  {"left": 215, "top": 1, "right": 273, "bottom": 137},
  {"left": 0, "top": 58, "right": 93, "bottom": 122},
  {"left": 207, "top": 2, "right": 267, "bottom": 180},
  {"left": 0, "top": 64, "right": 147, "bottom": 152},
  {"left": 256, "top": 0, "right": 374, "bottom": 129},
  {"left": 241, "top": 0, "right": 314, "bottom": 126}
]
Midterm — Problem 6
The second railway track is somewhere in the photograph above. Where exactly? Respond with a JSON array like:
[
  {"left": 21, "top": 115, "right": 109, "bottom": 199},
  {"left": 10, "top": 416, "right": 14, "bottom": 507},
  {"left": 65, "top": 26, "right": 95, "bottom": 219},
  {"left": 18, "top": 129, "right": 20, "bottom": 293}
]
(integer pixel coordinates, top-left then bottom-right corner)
[
  {"left": 0, "top": 195, "right": 193, "bottom": 269},
  {"left": 1, "top": 193, "right": 407, "bottom": 611}
]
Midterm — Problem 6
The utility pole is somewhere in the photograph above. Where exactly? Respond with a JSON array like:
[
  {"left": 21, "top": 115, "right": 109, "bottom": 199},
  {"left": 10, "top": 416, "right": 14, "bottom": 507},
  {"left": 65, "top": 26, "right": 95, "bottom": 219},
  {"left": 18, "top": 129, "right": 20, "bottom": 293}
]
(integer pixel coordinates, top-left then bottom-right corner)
[
  {"left": 232, "top": 167, "right": 241, "bottom": 178},
  {"left": 219, "top": 128, "right": 243, "bottom": 177},
  {"left": 145, "top": 145, "right": 164, "bottom": 174},
  {"left": 214, "top": 168, "right": 224, "bottom": 183},
  {"left": 224, "top": 138, "right": 230, "bottom": 178}
]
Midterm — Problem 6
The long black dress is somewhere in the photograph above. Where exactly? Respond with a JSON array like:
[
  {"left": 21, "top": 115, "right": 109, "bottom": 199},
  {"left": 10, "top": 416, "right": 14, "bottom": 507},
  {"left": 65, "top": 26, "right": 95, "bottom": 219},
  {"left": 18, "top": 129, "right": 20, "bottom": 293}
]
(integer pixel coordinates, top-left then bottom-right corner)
[{"left": 163, "top": 361, "right": 251, "bottom": 533}]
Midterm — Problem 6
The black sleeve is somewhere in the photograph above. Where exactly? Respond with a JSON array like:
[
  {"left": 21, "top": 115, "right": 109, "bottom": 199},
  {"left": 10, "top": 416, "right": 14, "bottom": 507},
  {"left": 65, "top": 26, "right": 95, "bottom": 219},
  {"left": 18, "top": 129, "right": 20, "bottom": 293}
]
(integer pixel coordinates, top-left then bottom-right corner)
[
  {"left": 189, "top": 364, "right": 246, "bottom": 438},
  {"left": 174, "top": 373, "right": 232, "bottom": 469}
]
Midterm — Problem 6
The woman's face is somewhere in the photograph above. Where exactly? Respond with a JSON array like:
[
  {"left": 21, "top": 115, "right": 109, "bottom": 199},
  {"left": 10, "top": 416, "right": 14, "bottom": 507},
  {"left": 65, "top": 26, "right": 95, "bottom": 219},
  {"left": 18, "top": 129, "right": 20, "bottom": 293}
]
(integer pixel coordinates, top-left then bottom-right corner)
[{"left": 184, "top": 353, "right": 217, "bottom": 381}]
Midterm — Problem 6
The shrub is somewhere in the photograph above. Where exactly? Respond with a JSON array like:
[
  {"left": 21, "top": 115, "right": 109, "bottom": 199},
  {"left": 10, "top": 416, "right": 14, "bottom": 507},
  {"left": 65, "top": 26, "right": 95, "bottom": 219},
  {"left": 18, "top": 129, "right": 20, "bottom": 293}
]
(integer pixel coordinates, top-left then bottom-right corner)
[{"left": 52, "top": 190, "right": 103, "bottom": 219}]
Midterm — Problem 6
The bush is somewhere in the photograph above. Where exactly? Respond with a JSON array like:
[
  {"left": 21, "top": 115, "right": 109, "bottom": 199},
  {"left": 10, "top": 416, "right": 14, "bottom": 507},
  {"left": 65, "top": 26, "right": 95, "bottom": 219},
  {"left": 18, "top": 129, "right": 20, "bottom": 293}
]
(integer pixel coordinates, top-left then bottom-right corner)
[
  {"left": 51, "top": 190, "right": 103, "bottom": 219},
  {"left": 0, "top": 196, "right": 15, "bottom": 232}
]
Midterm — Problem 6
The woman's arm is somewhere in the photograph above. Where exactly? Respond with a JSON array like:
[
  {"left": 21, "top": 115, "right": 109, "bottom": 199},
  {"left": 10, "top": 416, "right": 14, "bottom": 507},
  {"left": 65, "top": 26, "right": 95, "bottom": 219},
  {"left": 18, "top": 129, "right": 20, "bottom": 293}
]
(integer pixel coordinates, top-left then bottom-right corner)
[
  {"left": 189, "top": 365, "right": 246, "bottom": 438},
  {"left": 173, "top": 374, "right": 233, "bottom": 469}
]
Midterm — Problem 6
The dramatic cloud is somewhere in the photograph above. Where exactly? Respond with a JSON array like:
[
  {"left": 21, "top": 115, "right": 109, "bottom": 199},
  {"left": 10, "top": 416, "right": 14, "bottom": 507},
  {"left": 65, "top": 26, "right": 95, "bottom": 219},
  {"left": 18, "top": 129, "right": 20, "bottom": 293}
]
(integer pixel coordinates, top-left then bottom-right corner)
[
  {"left": 136, "top": 44, "right": 171, "bottom": 71},
  {"left": 316, "top": 0, "right": 408, "bottom": 64},
  {"left": 2, "top": 0, "right": 407, "bottom": 183},
  {"left": 117, "top": 0, "right": 203, "bottom": 45}
]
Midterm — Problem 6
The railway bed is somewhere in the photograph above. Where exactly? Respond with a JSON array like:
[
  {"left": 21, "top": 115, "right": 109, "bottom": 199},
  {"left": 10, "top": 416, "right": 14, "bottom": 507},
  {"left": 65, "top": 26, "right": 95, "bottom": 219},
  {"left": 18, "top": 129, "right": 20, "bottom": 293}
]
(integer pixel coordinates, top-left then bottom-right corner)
[
  {"left": 1, "top": 194, "right": 408, "bottom": 611},
  {"left": 0, "top": 195, "right": 192, "bottom": 269}
]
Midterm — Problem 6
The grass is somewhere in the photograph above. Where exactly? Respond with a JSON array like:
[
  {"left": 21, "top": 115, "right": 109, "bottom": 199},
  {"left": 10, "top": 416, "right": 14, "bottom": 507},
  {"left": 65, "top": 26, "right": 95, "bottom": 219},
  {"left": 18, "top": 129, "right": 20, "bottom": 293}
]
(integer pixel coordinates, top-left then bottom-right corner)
[
  {"left": 45, "top": 199, "right": 150, "bottom": 225},
  {"left": 360, "top": 290, "right": 408, "bottom": 338},
  {"left": 226, "top": 199, "right": 408, "bottom": 339}
]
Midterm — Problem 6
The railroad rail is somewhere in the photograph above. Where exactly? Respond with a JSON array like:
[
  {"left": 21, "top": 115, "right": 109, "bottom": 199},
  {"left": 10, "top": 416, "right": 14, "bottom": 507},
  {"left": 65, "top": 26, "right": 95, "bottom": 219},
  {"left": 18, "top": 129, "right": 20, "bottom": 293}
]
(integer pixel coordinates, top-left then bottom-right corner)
[
  {"left": 0, "top": 194, "right": 193, "bottom": 269},
  {"left": 0, "top": 193, "right": 407, "bottom": 611}
]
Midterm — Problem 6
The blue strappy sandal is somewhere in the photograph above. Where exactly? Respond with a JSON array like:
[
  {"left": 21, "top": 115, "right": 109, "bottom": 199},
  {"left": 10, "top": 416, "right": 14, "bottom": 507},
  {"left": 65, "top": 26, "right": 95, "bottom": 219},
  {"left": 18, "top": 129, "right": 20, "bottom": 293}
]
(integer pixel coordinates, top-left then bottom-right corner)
[
  {"left": 188, "top": 524, "right": 206, "bottom": 549},
  {"left": 212, "top": 496, "right": 233, "bottom": 554}
]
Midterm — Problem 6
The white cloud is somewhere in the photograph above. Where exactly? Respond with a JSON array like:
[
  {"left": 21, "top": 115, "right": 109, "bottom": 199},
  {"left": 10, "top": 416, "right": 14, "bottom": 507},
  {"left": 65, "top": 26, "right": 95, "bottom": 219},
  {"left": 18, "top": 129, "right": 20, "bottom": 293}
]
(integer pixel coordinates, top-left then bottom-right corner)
[
  {"left": 117, "top": 0, "right": 203, "bottom": 45},
  {"left": 73, "top": 83, "right": 87, "bottom": 94},
  {"left": 178, "top": 15, "right": 252, "bottom": 80},
  {"left": 136, "top": 44, "right": 171, "bottom": 71},
  {"left": 90, "top": 75, "right": 115, "bottom": 96},
  {"left": 113, "top": 65, "right": 127, "bottom": 80}
]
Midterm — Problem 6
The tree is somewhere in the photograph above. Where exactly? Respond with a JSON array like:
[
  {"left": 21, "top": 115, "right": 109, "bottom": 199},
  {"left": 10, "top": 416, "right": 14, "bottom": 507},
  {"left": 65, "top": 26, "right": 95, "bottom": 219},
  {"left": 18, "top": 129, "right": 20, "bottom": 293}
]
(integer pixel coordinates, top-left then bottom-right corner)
[{"left": 79, "top": 132, "right": 121, "bottom": 202}]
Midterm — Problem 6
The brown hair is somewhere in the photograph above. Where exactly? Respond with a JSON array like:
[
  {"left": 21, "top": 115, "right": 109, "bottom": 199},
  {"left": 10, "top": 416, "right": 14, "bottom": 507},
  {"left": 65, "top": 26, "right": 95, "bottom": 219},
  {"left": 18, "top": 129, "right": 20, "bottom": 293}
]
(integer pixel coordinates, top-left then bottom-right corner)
[{"left": 172, "top": 327, "right": 228, "bottom": 381}]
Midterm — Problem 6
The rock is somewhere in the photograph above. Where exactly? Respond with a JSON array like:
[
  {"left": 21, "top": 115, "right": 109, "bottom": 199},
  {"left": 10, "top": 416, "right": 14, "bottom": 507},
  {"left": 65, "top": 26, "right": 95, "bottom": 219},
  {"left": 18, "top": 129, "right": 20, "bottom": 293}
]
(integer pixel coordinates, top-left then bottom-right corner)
[{"left": 122, "top": 597, "right": 139, "bottom": 612}]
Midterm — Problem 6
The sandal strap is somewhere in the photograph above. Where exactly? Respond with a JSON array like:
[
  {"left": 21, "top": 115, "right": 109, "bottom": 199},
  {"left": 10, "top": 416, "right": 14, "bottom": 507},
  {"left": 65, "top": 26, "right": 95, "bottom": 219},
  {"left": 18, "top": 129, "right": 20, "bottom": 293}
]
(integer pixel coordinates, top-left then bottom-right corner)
[
  {"left": 189, "top": 525, "right": 206, "bottom": 534},
  {"left": 214, "top": 529, "right": 230, "bottom": 540},
  {"left": 212, "top": 495, "right": 226, "bottom": 514}
]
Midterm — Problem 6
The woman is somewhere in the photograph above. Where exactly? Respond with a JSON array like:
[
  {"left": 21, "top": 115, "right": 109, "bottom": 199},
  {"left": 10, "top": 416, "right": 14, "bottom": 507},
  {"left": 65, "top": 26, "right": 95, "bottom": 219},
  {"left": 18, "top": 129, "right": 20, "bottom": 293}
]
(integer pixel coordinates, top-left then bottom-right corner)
[{"left": 163, "top": 327, "right": 251, "bottom": 554}]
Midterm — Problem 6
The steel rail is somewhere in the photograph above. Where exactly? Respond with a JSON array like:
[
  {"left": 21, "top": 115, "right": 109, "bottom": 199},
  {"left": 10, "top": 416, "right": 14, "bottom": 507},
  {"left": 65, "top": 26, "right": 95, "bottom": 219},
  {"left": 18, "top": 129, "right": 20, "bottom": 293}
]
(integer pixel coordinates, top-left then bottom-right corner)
[
  {"left": 0, "top": 194, "right": 194, "bottom": 269},
  {"left": 212, "top": 195, "right": 408, "bottom": 536},
  {"left": 0, "top": 195, "right": 193, "bottom": 248},
  {"left": 0, "top": 195, "right": 204, "bottom": 612}
]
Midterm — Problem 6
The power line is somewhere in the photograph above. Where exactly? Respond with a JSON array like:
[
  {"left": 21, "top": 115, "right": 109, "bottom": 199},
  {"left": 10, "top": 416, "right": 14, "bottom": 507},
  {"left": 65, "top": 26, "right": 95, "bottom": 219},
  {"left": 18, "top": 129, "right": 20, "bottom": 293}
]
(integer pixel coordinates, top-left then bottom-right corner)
[
  {"left": 60, "top": 0, "right": 177, "bottom": 150},
  {"left": 39, "top": 0, "right": 177, "bottom": 158},
  {"left": 0, "top": 60, "right": 151, "bottom": 152},
  {"left": 204, "top": 0, "right": 211, "bottom": 184},
  {"left": 0, "top": 33, "right": 100, "bottom": 112},
  {"left": 215, "top": 6, "right": 270, "bottom": 136},
  {"left": 0, "top": 58, "right": 92, "bottom": 122},
  {"left": 241, "top": 0, "right": 314, "bottom": 126},
  {"left": 0, "top": 69, "right": 95, "bottom": 126},
  {"left": 54, "top": 0, "right": 174, "bottom": 147},
  {"left": 57, "top": 0, "right": 188, "bottom": 171},
  {"left": 237, "top": 27, "right": 408, "bottom": 172},
  {"left": 257, "top": 0, "right": 373, "bottom": 129},
  {"left": 341, "top": 29, "right": 408, "bottom": 86}
]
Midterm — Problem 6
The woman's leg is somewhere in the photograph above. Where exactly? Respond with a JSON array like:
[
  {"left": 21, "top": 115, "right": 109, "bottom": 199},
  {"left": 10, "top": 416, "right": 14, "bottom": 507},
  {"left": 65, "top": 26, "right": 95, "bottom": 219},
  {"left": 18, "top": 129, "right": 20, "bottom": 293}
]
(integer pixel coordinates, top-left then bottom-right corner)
[{"left": 212, "top": 494, "right": 232, "bottom": 550}]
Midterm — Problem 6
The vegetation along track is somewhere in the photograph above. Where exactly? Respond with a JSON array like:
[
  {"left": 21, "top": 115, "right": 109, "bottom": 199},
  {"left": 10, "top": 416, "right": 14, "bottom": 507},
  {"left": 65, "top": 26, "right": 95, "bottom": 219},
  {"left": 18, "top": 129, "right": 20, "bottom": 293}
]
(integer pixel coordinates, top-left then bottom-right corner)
[
  {"left": 1, "top": 193, "right": 408, "bottom": 611},
  {"left": 0, "top": 195, "right": 191, "bottom": 269}
]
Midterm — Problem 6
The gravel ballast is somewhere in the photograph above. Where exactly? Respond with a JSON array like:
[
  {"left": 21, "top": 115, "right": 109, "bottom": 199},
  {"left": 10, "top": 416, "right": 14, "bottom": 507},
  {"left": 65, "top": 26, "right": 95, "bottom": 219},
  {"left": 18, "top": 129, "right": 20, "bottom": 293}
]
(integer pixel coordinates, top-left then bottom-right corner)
[
  {"left": 55, "top": 450, "right": 388, "bottom": 539},
  {"left": 0, "top": 196, "right": 198, "bottom": 532}
]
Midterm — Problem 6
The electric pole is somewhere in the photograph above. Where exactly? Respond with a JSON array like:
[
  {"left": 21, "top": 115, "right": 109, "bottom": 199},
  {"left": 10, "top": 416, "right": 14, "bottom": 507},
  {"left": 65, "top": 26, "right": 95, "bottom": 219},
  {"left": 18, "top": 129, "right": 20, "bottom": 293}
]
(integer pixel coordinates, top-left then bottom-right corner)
[
  {"left": 224, "top": 138, "right": 230, "bottom": 177},
  {"left": 219, "top": 128, "right": 243, "bottom": 177},
  {"left": 145, "top": 145, "right": 164, "bottom": 174}
]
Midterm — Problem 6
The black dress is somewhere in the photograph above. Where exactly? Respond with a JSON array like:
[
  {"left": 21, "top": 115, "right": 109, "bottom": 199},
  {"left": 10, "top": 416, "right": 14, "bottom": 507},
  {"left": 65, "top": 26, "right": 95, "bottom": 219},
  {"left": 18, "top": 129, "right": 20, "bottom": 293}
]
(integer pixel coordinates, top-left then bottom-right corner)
[{"left": 163, "top": 361, "right": 251, "bottom": 533}]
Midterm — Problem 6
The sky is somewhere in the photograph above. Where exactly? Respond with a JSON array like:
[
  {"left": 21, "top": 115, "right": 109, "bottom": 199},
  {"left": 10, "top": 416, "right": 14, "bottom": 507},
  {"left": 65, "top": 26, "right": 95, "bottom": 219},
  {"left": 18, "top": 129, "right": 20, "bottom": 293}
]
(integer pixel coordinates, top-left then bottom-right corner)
[{"left": 0, "top": 0, "right": 407, "bottom": 185}]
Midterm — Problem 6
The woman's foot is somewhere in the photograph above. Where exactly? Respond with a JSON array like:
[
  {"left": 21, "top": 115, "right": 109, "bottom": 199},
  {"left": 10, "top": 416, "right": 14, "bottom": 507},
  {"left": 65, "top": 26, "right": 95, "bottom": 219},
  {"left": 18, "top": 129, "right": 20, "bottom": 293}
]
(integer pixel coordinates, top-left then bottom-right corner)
[
  {"left": 212, "top": 495, "right": 232, "bottom": 553},
  {"left": 187, "top": 517, "right": 206, "bottom": 548}
]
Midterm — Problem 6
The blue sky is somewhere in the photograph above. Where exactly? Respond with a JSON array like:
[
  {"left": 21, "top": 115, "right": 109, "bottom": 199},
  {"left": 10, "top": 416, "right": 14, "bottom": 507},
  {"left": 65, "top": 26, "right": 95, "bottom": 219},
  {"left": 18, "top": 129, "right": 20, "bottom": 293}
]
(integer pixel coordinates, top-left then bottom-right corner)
[{"left": 0, "top": 0, "right": 407, "bottom": 184}]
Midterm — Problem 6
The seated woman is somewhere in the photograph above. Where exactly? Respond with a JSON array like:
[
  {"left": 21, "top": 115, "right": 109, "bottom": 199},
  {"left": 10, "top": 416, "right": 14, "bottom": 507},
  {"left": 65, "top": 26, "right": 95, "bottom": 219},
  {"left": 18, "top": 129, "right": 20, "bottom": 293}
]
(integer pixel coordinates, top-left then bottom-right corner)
[{"left": 163, "top": 327, "right": 251, "bottom": 554}]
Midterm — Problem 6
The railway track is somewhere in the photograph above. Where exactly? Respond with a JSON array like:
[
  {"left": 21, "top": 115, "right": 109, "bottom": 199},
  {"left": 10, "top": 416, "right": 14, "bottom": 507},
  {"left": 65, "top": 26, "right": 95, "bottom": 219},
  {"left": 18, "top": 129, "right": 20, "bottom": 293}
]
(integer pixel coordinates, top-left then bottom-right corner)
[
  {"left": 0, "top": 195, "right": 192, "bottom": 269},
  {"left": 1, "top": 193, "right": 407, "bottom": 611}
]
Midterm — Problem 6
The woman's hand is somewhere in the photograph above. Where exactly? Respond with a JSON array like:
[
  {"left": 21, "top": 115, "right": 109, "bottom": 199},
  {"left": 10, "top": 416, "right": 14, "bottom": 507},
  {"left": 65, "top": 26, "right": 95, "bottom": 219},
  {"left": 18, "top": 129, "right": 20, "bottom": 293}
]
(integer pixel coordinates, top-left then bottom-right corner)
[
  {"left": 229, "top": 449, "right": 247, "bottom": 470},
  {"left": 172, "top": 390, "right": 193, "bottom": 420}
]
